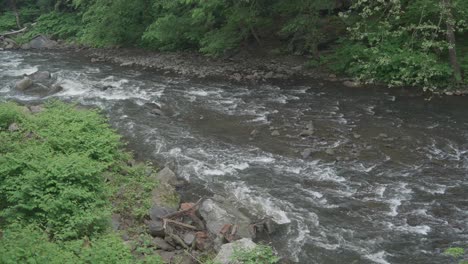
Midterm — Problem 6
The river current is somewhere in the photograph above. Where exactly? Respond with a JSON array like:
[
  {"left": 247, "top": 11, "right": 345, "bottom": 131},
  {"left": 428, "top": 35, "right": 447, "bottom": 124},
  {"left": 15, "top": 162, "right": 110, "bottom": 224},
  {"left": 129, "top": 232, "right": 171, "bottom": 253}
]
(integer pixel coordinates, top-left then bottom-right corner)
[{"left": 1, "top": 50, "right": 467, "bottom": 264}]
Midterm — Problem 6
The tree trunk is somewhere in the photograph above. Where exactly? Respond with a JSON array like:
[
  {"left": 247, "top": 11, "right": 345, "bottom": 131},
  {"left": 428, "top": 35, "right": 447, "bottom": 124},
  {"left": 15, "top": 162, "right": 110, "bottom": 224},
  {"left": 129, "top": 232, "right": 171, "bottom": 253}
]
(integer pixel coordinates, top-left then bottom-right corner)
[
  {"left": 442, "top": 0, "right": 462, "bottom": 82},
  {"left": 9, "top": 0, "right": 21, "bottom": 29}
]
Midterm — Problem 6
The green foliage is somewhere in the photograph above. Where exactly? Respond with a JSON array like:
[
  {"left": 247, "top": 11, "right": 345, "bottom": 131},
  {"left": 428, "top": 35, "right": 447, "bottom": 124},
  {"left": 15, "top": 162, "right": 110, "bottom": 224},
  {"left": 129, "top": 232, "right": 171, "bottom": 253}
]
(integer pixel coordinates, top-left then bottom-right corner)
[
  {"left": 444, "top": 247, "right": 467, "bottom": 264},
  {"left": 0, "top": 102, "right": 26, "bottom": 129},
  {"left": 0, "top": 224, "right": 80, "bottom": 264},
  {"left": 0, "top": 102, "right": 120, "bottom": 240},
  {"left": 0, "top": 12, "right": 17, "bottom": 32},
  {"left": 15, "top": 11, "right": 82, "bottom": 43},
  {"left": 0, "top": 224, "right": 160, "bottom": 264},
  {"left": 108, "top": 162, "right": 158, "bottom": 220},
  {"left": 81, "top": 0, "right": 152, "bottom": 47},
  {"left": 231, "top": 245, "right": 280, "bottom": 264}
]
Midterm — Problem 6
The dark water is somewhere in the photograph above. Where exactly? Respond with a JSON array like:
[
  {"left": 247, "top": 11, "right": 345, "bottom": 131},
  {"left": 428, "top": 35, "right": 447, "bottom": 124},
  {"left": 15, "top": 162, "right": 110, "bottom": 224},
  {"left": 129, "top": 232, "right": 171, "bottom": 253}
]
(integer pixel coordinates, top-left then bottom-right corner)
[{"left": 1, "top": 50, "right": 467, "bottom": 264}]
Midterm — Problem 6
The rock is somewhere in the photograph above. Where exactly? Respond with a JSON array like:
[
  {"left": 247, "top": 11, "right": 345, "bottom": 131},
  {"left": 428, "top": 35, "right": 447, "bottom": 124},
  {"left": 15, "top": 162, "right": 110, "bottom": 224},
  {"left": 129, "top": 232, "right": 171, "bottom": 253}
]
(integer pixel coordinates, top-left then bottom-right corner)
[
  {"left": 156, "top": 167, "right": 178, "bottom": 186},
  {"left": 28, "top": 35, "right": 57, "bottom": 49},
  {"left": 214, "top": 238, "right": 257, "bottom": 264},
  {"left": 29, "top": 71, "right": 51, "bottom": 81},
  {"left": 353, "top": 133, "right": 361, "bottom": 139},
  {"left": 153, "top": 237, "right": 175, "bottom": 251},
  {"left": 301, "top": 148, "right": 313, "bottom": 159},
  {"left": 195, "top": 231, "right": 210, "bottom": 251},
  {"left": 150, "top": 108, "right": 163, "bottom": 116},
  {"left": 120, "top": 61, "right": 134, "bottom": 67},
  {"left": 111, "top": 214, "right": 121, "bottom": 230},
  {"left": 29, "top": 105, "right": 44, "bottom": 114},
  {"left": 299, "top": 129, "right": 314, "bottom": 137},
  {"left": 264, "top": 71, "right": 274, "bottom": 79},
  {"left": 156, "top": 250, "right": 176, "bottom": 263},
  {"left": 199, "top": 199, "right": 253, "bottom": 239},
  {"left": 325, "top": 149, "right": 335, "bottom": 155},
  {"left": 271, "top": 130, "right": 280, "bottom": 136},
  {"left": 15, "top": 77, "right": 33, "bottom": 91},
  {"left": 149, "top": 205, "right": 177, "bottom": 221},
  {"left": 231, "top": 73, "right": 242, "bottom": 82},
  {"left": 379, "top": 133, "right": 388, "bottom": 138},
  {"left": 250, "top": 129, "right": 258, "bottom": 137},
  {"left": 183, "top": 233, "right": 195, "bottom": 246},
  {"left": 8, "top": 123, "right": 20, "bottom": 132},
  {"left": 343, "top": 80, "right": 361, "bottom": 88},
  {"left": 148, "top": 220, "right": 165, "bottom": 237}
]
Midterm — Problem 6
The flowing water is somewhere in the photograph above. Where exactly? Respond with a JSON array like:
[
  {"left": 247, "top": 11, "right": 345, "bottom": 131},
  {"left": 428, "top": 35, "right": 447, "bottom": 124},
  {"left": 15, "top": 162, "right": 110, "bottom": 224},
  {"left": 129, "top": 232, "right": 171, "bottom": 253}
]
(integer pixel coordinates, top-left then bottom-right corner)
[{"left": 1, "top": 50, "right": 467, "bottom": 264}]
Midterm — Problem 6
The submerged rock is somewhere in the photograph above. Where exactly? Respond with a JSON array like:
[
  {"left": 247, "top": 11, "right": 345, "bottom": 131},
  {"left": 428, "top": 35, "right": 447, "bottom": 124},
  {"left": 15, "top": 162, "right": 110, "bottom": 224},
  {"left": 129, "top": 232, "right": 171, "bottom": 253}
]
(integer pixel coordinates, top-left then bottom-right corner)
[
  {"left": 15, "top": 77, "right": 33, "bottom": 91},
  {"left": 214, "top": 238, "right": 257, "bottom": 264}
]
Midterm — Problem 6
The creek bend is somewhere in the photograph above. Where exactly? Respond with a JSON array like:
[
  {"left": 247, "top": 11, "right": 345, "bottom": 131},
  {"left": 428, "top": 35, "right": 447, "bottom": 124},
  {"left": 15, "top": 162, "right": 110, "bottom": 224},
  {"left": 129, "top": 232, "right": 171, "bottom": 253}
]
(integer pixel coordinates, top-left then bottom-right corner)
[{"left": 1, "top": 50, "right": 467, "bottom": 264}]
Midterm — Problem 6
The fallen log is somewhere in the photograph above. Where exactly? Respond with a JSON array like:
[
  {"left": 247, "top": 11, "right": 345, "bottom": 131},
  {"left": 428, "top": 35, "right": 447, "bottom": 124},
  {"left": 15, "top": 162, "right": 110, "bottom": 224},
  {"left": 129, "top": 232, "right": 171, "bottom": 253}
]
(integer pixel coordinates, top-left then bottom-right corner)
[{"left": 0, "top": 27, "right": 27, "bottom": 37}]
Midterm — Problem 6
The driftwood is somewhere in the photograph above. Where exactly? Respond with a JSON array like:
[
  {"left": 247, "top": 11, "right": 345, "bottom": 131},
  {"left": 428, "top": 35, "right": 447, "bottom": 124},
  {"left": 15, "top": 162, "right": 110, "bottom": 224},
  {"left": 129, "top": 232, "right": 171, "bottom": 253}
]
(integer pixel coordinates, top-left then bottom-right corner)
[
  {"left": 163, "top": 218, "right": 198, "bottom": 231},
  {"left": 160, "top": 198, "right": 203, "bottom": 219},
  {"left": 0, "top": 27, "right": 27, "bottom": 37}
]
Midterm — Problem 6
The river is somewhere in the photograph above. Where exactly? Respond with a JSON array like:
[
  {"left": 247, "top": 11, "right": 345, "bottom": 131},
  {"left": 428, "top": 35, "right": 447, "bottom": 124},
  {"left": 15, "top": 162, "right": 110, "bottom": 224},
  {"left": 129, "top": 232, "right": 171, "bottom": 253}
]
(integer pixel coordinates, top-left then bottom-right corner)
[{"left": 1, "top": 50, "right": 467, "bottom": 264}]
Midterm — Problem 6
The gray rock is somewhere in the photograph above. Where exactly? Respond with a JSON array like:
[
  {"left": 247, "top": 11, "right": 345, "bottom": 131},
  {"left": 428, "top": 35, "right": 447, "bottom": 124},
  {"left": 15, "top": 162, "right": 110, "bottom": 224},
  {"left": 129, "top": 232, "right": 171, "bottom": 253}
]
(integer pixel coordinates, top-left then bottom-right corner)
[
  {"left": 29, "top": 71, "right": 51, "bottom": 81},
  {"left": 156, "top": 167, "right": 178, "bottom": 186},
  {"left": 199, "top": 199, "right": 253, "bottom": 239},
  {"left": 152, "top": 237, "right": 175, "bottom": 251},
  {"left": 149, "top": 205, "right": 176, "bottom": 221},
  {"left": 214, "top": 238, "right": 257, "bottom": 264},
  {"left": 301, "top": 148, "right": 313, "bottom": 159},
  {"left": 299, "top": 129, "right": 314, "bottom": 137},
  {"left": 343, "top": 80, "right": 361, "bottom": 88},
  {"left": 271, "top": 130, "right": 280, "bottom": 136},
  {"left": 28, "top": 35, "right": 57, "bottom": 49},
  {"left": 8, "top": 123, "right": 20, "bottom": 132},
  {"left": 148, "top": 220, "right": 165, "bottom": 237},
  {"left": 29, "top": 105, "right": 44, "bottom": 114},
  {"left": 183, "top": 232, "right": 195, "bottom": 246},
  {"left": 111, "top": 214, "right": 121, "bottom": 230},
  {"left": 15, "top": 77, "right": 33, "bottom": 91},
  {"left": 353, "top": 133, "right": 361, "bottom": 139},
  {"left": 325, "top": 149, "right": 335, "bottom": 156},
  {"left": 156, "top": 250, "right": 176, "bottom": 263}
]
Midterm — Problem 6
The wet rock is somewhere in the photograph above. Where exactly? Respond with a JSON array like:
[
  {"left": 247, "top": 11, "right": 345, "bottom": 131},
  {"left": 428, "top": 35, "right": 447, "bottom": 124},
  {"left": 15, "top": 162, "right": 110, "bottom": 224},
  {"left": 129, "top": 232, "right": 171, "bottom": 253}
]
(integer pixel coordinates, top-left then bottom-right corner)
[
  {"left": 8, "top": 123, "right": 20, "bottom": 132},
  {"left": 325, "top": 149, "right": 335, "bottom": 155},
  {"left": 149, "top": 205, "right": 177, "bottom": 221},
  {"left": 199, "top": 199, "right": 253, "bottom": 239},
  {"left": 301, "top": 148, "right": 313, "bottom": 159},
  {"left": 353, "top": 133, "right": 361, "bottom": 139},
  {"left": 148, "top": 220, "right": 165, "bottom": 237},
  {"left": 29, "top": 105, "right": 44, "bottom": 114},
  {"left": 29, "top": 71, "right": 51, "bottom": 81},
  {"left": 183, "top": 232, "right": 195, "bottom": 246},
  {"left": 153, "top": 237, "right": 175, "bottom": 251},
  {"left": 214, "top": 238, "right": 256, "bottom": 264},
  {"left": 379, "top": 133, "right": 388, "bottom": 138},
  {"left": 271, "top": 130, "right": 280, "bottom": 136},
  {"left": 250, "top": 129, "right": 259, "bottom": 137},
  {"left": 28, "top": 35, "right": 57, "bottom": 49},
  {"left": 120, "top": 61, "right": 134, "bottom": 67},
  {"left": 157, "top": 167, "right": 178, "bottom": 186},
  {"left": 15, "top": 77, "right": 33, "bottom": 91},
  {"left": 343, "top": 80, "right": 361, "bottom": 88},
  {"left": 299, "top": 129, "right": 314, "bottom": 137}
]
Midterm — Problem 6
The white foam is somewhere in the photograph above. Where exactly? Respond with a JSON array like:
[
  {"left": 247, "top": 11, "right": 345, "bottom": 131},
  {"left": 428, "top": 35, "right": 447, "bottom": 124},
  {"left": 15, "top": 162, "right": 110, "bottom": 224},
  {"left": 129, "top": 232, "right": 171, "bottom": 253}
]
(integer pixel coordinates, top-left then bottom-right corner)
[{"left": 365, "top": 251, "right": 391, "bottom": 264}]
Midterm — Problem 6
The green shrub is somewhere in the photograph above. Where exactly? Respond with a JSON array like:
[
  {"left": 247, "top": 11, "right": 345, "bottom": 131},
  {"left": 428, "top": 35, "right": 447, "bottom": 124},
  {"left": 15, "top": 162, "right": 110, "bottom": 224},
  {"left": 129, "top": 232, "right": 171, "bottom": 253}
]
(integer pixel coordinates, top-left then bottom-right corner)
[
  {"left": 0, "top": 12, "right": 17, "bottom": 32},
  {"left": 0, "top": 101, "right": 120, "bottom": 240},
  {"left": 232, "top": 245, "right": 280, "bottom": 264},
  {"left": 0, "top": 102, "right": 26, "bottom": 129}
]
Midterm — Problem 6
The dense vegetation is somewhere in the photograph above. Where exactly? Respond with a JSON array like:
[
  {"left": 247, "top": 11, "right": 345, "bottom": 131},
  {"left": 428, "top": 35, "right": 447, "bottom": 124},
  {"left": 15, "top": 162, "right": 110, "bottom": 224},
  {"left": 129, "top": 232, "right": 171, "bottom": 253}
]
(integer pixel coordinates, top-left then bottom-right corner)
[
  {"left": 0, "top": 101, "right": 164, "bottom": 263},
  {"left": 1, "top": 0, "right": 467, "bottom": 90}
]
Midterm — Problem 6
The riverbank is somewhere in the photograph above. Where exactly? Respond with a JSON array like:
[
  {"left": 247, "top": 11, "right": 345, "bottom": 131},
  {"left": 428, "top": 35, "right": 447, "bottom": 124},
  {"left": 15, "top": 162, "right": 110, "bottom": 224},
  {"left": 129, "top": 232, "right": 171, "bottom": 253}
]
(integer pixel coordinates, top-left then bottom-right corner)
[{"left": 0, "top": 101, "right": 281, "bottom": 264}]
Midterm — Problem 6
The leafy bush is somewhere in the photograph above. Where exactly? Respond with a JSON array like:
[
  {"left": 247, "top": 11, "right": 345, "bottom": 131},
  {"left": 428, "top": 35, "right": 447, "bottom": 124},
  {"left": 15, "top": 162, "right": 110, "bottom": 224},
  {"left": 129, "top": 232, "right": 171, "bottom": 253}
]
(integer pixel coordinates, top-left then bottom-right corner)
[
  {"left": 0, "top": 224, "right": 161, "bottom": 264},
  {"left": 0, "top": 102, "right": 27, "bottom": 129},
  {"left": 0, "top": 102, "right": 121, "bottom": 240},
  {"left": 0, "top": 12, "right": 17, "bottom": 32},
  {"left": 232, "top": 245, "right": 280, "bottom": 264}
]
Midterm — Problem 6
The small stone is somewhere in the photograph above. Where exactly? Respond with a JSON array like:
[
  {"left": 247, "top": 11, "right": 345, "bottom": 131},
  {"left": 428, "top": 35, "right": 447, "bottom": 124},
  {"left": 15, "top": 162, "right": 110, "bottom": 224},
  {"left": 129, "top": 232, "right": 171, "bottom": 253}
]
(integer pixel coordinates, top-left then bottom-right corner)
[
  {"left": 148, "top": 220, "right": 165, "bottom": 237},
  {"left": 343, "top": 80, "right": 361, "bottom": 88},
  {"left": 183, "top": 233, "right": 195, "bottom": 246},
  {"left": 28, "top": 105, "right": 44, "bottom": 114},
  {"left": 379, "top": 133, "right": 388, "bottom": 138},
  {"left": 150, "top": 108, "right": 163, "bottom": 116},
  {"left": 153, "top": 237, "right": 175, "bottom": 251},
  {"left": 301, "top": 148, "right": 313, "bottom": 159},
  {"left": 156, "top": 167, "right": 178, "bottom": 186},
  {"left": 353, "top": 133, "right": 361, "bottom": 139},
  {"left": 325, "top": 149, "right": 335, "bottom": 155},
  {"left": 299, "top": 129, "right": 314, "bottom": 137},
  {"left": 8, "top": 123, "right": 19, "bottom": 132},
  {"left": 250, "top": 129, "right": 259, "bottom": 137},
  {"left": 271, "top": 130, "right": 280, "bottom": 136}
]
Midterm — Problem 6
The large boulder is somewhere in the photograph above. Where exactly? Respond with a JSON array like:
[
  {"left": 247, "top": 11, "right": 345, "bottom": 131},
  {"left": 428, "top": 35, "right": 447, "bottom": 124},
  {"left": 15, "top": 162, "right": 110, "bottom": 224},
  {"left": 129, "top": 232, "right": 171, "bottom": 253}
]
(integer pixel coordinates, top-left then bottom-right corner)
[
  {"left": 27, "top": 35, "right": 57, "bottom": 49},
  {"left": 15, "top": 77, "right": 33, "bottom": 91},
  {"left": 199, "top": 199, "right": 254, "bottom": 240},
  {"left": 156, "top": 167, "right": 178, "bottom": 186},
  {"left": 214, "top": 238, "right": 257, "bottom": 264}
]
